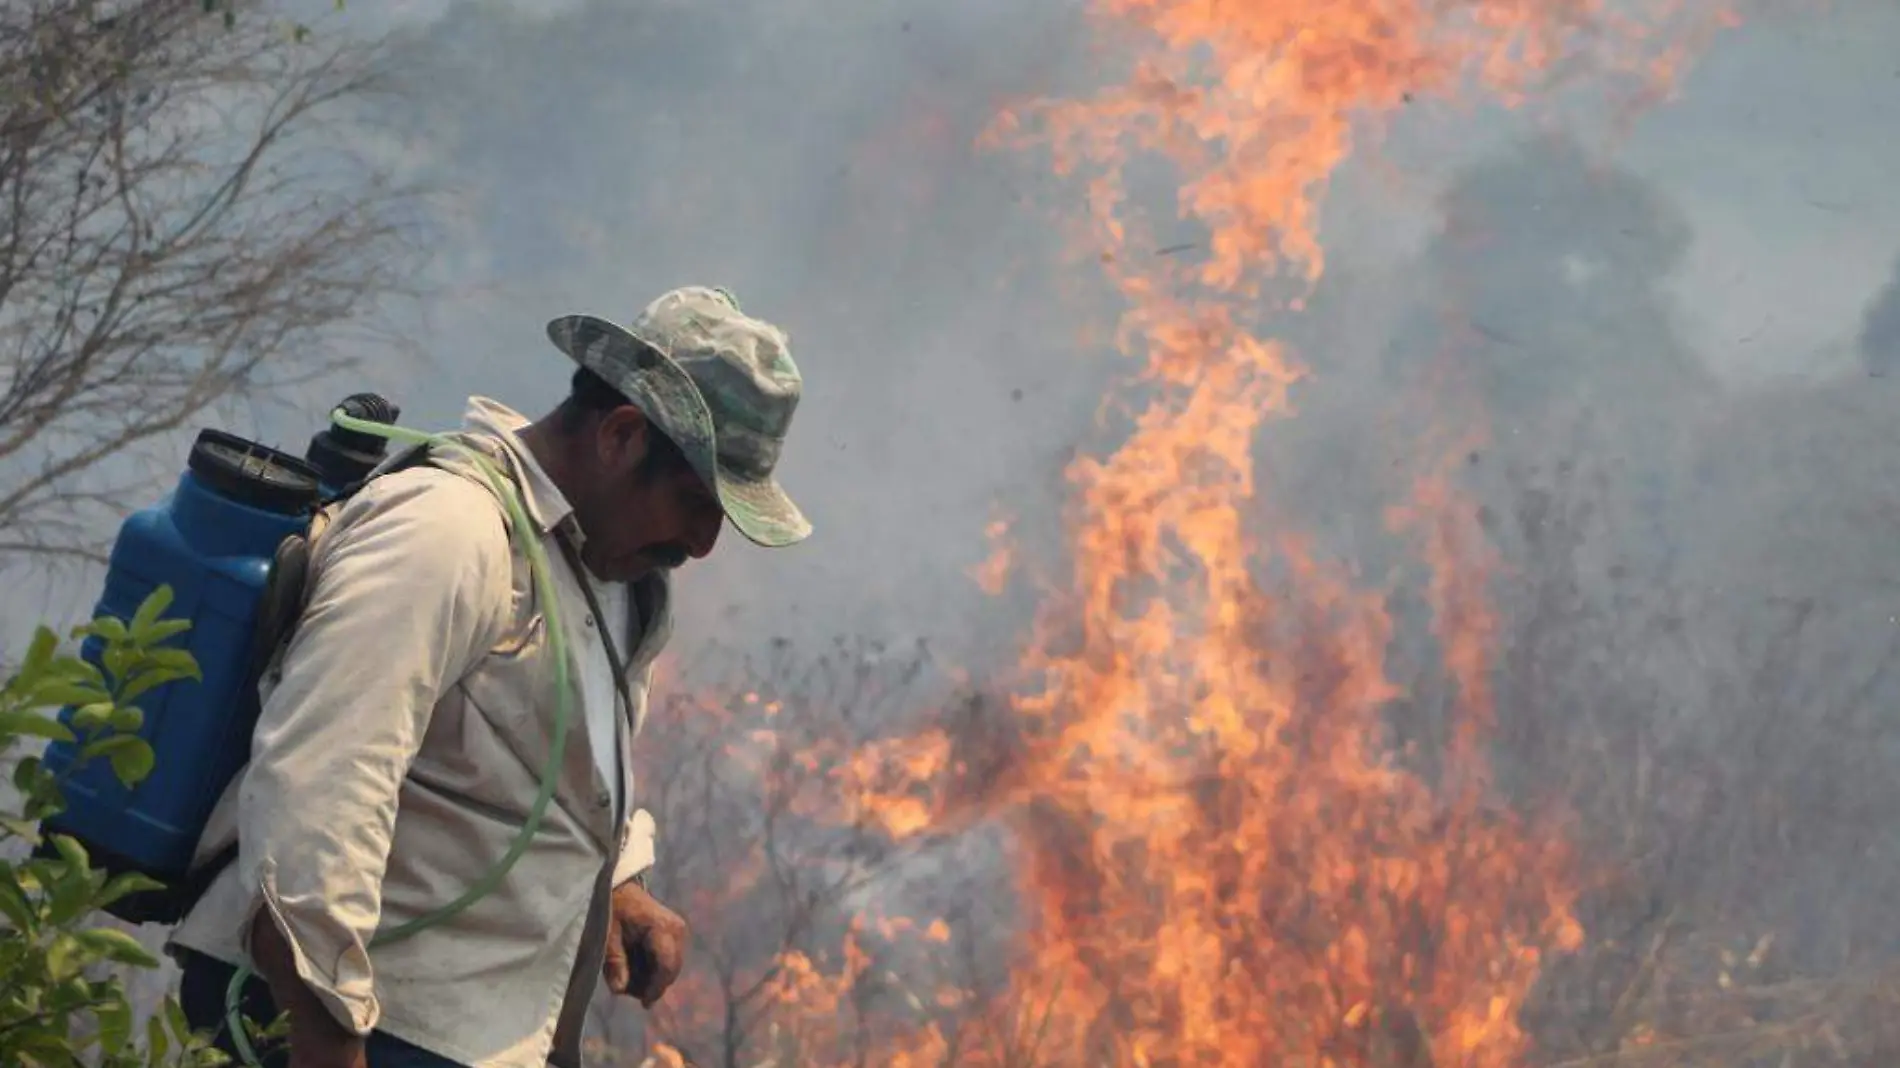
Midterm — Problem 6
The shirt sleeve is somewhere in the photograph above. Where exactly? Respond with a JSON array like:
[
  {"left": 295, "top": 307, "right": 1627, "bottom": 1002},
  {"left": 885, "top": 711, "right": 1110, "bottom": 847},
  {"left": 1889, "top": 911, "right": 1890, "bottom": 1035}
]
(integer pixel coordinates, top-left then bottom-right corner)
[
  {"left": 235, "top": 469, "right": 511, "bottom": 1035},
  {"left": 610, "top": 808, "right": 657, "bottom": 888}
]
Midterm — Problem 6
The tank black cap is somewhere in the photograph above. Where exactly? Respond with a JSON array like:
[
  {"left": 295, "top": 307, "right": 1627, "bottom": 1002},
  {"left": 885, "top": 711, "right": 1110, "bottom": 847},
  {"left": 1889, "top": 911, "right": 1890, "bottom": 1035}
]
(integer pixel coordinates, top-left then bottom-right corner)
[{"left": 188, "top": 430, "right": 322, "bottom": 515}]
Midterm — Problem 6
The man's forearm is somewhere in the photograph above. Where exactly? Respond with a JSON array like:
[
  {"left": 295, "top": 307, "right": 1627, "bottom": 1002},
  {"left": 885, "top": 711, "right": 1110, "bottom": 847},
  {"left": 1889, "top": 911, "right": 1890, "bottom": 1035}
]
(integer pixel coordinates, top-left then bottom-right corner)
[{"left": 249, "top": 911, "right": 367, "bottom": 1067}]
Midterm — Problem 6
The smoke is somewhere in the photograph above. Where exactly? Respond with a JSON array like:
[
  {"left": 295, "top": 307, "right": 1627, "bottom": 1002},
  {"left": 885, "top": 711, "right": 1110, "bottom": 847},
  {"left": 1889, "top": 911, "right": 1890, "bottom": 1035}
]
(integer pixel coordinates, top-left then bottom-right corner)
[
  {"left": 1861, "top": 258, "right": 1900, "bottom": 378},
  {"left": 18, "top": 0, "right": 1896, "bottom": 664},
  {"left": 249, "top": 0, "right": 1120, "bottom": 668}
]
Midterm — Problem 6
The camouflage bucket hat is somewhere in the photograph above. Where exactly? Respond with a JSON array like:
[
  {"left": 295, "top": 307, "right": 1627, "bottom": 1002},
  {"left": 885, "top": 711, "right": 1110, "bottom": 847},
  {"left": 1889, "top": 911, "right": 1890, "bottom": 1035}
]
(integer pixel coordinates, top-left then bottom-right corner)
[{"left": 546, "top": 286, "right": 812, "bottom": 548}]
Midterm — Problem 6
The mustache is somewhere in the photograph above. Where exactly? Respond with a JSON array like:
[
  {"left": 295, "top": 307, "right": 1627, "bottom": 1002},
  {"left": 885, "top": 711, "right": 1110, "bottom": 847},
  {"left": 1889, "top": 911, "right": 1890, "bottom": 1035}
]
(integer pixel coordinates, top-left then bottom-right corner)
[{"left": 646, "top": 545, "right": 689, "bottom": 569}]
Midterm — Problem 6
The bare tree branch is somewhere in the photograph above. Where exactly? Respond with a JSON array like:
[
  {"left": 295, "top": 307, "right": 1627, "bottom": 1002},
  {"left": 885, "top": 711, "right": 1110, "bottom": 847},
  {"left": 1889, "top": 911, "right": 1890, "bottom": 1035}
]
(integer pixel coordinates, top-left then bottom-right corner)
[{"left": 0, "top": 0, "right": 425, "bottom": 568}]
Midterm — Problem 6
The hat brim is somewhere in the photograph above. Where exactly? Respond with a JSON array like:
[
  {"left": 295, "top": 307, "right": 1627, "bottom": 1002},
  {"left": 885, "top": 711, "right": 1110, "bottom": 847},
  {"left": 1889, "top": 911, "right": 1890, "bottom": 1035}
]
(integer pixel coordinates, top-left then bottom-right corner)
[
  {"left": 547, "top": 313, "right": 812, "bottom": 549},
  {"left": 715, "top": 470, "right": 811, "bottom": 548}
]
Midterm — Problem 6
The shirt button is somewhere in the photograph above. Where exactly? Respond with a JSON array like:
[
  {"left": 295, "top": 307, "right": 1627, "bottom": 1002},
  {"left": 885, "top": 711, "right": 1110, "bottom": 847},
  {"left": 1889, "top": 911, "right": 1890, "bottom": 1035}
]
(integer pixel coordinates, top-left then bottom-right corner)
[
  {"left": 595, "top": 790, "right": 612, "bottom": 809},
  {"left": 584, "top": 614, "right": 596, "bottom": 629}
]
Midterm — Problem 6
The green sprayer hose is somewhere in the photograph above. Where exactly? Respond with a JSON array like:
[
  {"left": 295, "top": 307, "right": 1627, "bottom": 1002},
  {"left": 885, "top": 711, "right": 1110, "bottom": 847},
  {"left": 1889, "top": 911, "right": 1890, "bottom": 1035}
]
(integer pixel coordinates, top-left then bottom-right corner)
[{"left": 226, "top": 410, "right": 576, "bottom": 1066}]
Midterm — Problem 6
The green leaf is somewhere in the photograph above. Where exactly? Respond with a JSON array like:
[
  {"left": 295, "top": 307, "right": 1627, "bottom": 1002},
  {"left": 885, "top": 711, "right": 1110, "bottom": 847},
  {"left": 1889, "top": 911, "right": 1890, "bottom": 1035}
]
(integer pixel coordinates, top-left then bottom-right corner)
[
  {"left": 24, "top": 625, "right": 59, "bottom": 675},
  {"left": 43, "top": 879, "right": 90, "bottom": 930},
  {"left": 49, "top": 973, "right": 96, "bottom": 1013},
  {"left": 30, "top": 680, "right": 108, "bottom": 709},
  {"left": 71, "top": 702, "right": 113, "bottom": 733},
  {"left": 129, "top": 587, "right": 175, "bottom": 642},
  {"left": 88, "top": 616, "right": 130, "bottom": 645},
  {"left": 17, "top": 859, "right": 48, "bottom": 891},
  {"left": 21, "top": 790, "right": 64, "bottom": 825},
  {"left": 66, "top": 658, "right": 106, "bottom": 689},
  {"left": 51, "top": 833, "right": 89, "bottom": 872},
  {"left": 18, "top": 757, "right": 65, "bottom": 817},
  {"left": 95, "top": 871, "right": 165, "bottom": 911},
  {"left": 96, "top": 992, "right": 134, "bottom": 1053},
  {"left": 118, "top": 658, "right": 200, "bottom": 706},
  {"left": 138, "top": 619, "right": 192, "bottom": 646},
  {"left": 79, "top": 734, "right": 139, "bottom": 761},
  {"left": 107, "top": 705, "right": 144, "bottom": 733},
  {"left": 113, "top": 742, "right": 154, "bottom": 786},
  {"left": 0, "top": 869, "right": 37, "bottom": 931},
  {"left": 147, "top": 1011, "right": 171, "bottom": 1062},
  {"left": 10, "top": 1028, "right": 82, "bottom": 1066},
  {"left": 163, "top": 996, "right": 193, "bottom": 1050},
  {"left": 36, "top": 849, "right": 92, "bottom": 927},
  {"left": 0, "top": 709, "right": 76, "bottom": 743},
  {"left": 102, "top": 646, "right": 134, "bottom": 688},
  {"left": 0, "top": 814, "right": 41, "bottom": 843},
  {"left": 74, "top": 927, "right": 160, "bottom": 968},
  {"left": 115, "top": 669, "right": 168, "bottom": 706},
  {"left": 141, "top": 648, "right": 201, "bottom": 679},
  {"left": 43, "top": 932, "right": 84, "bottom": 981},
  {"left": 14, "top": 754, "right": 44, "bottom": 790},
  {"left": 80, "top": 736, "right": 154, "bottom": 787}
]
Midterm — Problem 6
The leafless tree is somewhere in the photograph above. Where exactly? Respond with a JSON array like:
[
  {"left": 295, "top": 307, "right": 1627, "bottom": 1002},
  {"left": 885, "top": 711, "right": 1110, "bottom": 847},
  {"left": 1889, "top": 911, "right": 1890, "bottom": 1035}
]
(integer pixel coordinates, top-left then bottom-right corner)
[{"left": 0, "top": 0, "right": 422, "bottom": 568}]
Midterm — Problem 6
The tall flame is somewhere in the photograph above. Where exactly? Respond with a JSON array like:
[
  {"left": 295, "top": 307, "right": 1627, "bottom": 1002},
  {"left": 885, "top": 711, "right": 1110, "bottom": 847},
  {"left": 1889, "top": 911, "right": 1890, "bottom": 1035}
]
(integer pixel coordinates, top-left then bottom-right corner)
[
  {"left": 613, "top": 5, "right": 1745, "bottom": 1067},
  {"left": 937, "top": 2, "right": 1731, "bottom": 1065}
]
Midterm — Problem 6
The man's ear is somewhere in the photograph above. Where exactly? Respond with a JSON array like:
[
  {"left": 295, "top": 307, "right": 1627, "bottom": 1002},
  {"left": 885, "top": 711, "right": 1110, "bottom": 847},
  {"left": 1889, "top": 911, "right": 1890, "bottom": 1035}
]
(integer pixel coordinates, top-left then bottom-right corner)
[{"left": 596, "top": 404, "right": 653, "bottom": 468}]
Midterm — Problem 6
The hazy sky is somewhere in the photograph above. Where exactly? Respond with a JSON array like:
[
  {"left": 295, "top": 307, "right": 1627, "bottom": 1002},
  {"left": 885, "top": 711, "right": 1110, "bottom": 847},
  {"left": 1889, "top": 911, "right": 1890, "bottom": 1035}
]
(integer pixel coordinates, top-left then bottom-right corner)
[{"left": 48, "top": 0, "right": 1896, "bottom": 667}]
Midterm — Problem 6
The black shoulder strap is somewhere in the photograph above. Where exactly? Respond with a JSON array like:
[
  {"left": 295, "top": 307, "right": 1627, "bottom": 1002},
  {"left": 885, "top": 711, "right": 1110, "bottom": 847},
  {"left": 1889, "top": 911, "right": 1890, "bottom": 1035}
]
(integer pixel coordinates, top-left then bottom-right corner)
[
  {"left": 552, "top": 531, "right": 634, "bottom": 722},
  {"left": 324, "top": 441, "right": 437, "bottom": 506}
]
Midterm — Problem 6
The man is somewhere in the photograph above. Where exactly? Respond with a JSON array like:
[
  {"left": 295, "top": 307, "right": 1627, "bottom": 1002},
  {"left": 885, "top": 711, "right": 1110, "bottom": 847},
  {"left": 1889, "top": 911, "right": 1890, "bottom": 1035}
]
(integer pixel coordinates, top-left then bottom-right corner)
[{"left": 167, "top": 286, "right": 812, "bottom": 1068}]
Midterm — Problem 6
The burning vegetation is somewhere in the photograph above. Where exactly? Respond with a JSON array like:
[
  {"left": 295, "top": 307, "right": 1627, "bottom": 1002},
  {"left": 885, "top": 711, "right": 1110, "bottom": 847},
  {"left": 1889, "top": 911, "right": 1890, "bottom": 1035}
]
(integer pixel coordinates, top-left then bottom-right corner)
[{"left": 585, "top": 2, "right": 1900, "bottom": 1067}]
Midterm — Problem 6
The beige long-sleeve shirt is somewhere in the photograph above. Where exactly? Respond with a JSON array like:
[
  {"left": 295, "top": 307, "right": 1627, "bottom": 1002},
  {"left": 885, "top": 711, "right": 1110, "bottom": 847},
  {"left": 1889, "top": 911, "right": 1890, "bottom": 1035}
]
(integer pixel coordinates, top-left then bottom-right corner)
[{"left": 168, "top": 397, "right": 671, "bottom": 1068}]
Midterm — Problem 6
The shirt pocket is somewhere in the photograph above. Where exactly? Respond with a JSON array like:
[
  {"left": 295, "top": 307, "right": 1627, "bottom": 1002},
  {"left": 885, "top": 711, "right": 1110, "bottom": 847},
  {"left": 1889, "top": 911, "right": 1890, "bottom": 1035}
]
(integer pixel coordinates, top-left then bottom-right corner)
[
  {"left": 459, "top": 608, "right": 558, "bottom": 768},
  {"left": 459, "top": 603, "right": 607, "bottom": 835}
]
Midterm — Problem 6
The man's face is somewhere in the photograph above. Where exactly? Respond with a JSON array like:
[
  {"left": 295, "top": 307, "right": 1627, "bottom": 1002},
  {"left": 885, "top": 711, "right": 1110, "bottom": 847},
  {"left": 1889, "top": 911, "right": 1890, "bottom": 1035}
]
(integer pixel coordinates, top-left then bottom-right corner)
[{"left": 578, "top": 408, "right": 725, "bottom": 582}]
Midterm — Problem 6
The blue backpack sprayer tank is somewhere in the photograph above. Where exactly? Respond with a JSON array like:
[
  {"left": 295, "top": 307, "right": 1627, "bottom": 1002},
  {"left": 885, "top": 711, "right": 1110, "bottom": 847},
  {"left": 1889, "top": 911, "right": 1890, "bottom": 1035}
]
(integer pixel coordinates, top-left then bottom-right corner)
[
  {"left": 35, "top": 394, "right": 406, "bottom": 925},
  {"left": 30, "top": 396, "right": 580, "bottom": 1067}
]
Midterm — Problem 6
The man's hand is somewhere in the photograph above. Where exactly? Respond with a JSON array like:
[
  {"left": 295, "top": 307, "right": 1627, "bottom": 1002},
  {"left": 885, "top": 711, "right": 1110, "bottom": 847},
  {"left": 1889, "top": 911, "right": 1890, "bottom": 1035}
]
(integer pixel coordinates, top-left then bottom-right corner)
[
  {"left": 248, "top": 913, "right": 368, "bottom": 1068},
  {"left": 604, "top": 880, "right": 689, "bottom": 1007}
]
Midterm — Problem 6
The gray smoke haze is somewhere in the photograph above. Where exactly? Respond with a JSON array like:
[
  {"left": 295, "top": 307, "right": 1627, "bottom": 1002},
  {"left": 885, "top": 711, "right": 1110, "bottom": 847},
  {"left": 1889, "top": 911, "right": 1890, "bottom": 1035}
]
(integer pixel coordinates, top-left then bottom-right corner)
[
  {"left": 265, "top": 0, "right": 1900, "bottom": 662},
  {"left": 1861, "top": 258, "right": 1900, "bottom": 378},
  {"left": 18, "top": 0, "right": 1900, "bottom": 659},
  {"left": 276, "top": 0, "right": 1125, "bottom": 669}
]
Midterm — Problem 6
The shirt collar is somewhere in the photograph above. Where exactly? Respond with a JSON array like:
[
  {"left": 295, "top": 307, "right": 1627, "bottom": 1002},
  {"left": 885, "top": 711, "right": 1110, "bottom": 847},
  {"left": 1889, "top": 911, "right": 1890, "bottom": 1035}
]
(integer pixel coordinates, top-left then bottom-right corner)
[
  {"left": 459, "top": 395, "right": 581, "bottom": 546},
  {"left": 456, "top": 395, "right": 675, "bottom": 630}
]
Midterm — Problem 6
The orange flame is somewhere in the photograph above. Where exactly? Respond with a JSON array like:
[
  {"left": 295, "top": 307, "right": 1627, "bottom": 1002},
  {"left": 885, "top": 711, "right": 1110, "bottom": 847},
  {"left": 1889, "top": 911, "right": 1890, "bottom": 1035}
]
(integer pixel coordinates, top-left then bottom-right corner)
[
  {"left": 621, "top": 4, "right": 1748, "bottom": 1066},
  {"left": 917, "top": 1, "right": 1732, "bottom": 1065}
]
